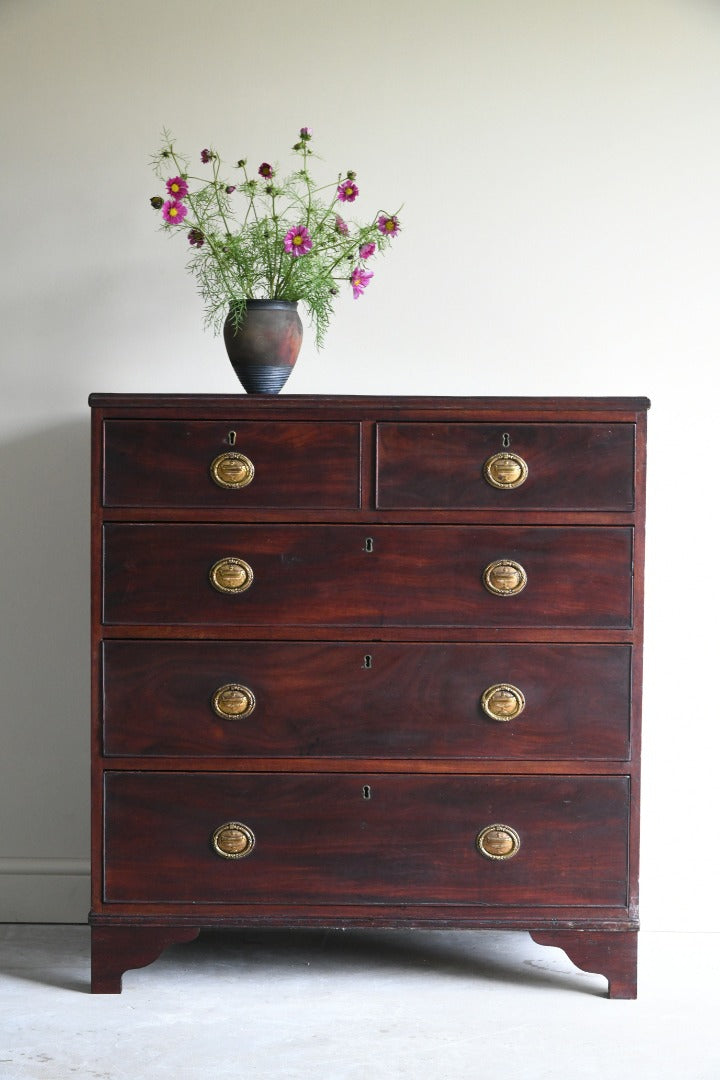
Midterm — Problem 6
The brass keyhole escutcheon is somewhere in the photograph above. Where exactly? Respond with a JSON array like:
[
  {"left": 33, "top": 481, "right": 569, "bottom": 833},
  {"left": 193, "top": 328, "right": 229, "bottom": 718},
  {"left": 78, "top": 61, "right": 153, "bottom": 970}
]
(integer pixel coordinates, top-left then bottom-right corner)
[
  {"left": 210, "top": 451, "right": 255, "bottom": 490},
  {"left": 209, "top": 557, "right": 254, "bottom": 594},
  {"left": 212, "top": 822, "right": 256, "bottom": 859},
  {"left": 476, "top": 824, "right": 521, "bottom": 861},
  {"left": 481, "top": 683, "right": 526, "bottom": 722},
  {"left": 483, "top": 559, "right": 527, "bottom": 597},
  {"left": 483, "top": 452, "right": 528, "bottom": 490},
  {"left": 211, "top": 683, "right": 256, "bottom": 720}
]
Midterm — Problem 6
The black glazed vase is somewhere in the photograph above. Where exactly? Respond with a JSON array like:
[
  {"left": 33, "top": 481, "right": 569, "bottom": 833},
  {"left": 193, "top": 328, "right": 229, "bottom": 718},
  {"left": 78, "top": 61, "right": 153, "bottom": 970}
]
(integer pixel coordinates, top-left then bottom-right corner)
[{"left": 223, "top": 299, "right": 303, "bottom": 394}]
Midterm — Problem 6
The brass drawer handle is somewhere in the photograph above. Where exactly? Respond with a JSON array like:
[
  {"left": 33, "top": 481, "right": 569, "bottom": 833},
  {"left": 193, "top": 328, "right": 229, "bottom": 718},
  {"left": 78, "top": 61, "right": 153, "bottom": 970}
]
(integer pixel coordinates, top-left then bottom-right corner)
[
  {"left": 212, "top": 822, "right": 255, "bottom": 859},
  {"left": 483, "top": 559, "right": 527, "bottom": 596},
  {"left": 481, "top": 683, "right": 526, "bottom": 722},
  {"left": 211, "top": 683, "right": 256, "bottom": 720},
  {"left": 476, "top": 824, "right": 521, "bottom": 860},
  {"left": 209, "top": 557, "right": 254, "bottom": 594},
  {"left": 483, "top": 452, "right": 528, "bottom": 490},
  {"left": 210, "top": 451, "right": 255, "bottom": 490}
]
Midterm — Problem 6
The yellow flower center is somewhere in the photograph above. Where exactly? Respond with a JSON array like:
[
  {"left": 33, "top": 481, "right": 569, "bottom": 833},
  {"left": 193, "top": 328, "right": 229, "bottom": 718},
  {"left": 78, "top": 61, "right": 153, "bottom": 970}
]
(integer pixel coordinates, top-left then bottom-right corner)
[
  {"left": 169, "top": 207, "right": 178, "bottom": 217},
  {"left": 171, "top": 183, "right": 180, "bottom": 193},
  {"left": 293, "top": 234, "right": 303, "bottom": 246}
]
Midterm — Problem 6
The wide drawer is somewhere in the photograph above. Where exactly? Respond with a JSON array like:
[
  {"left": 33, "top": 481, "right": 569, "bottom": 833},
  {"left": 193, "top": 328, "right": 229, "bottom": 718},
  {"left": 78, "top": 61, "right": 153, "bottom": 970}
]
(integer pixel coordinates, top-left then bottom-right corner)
[
  {"left": 102, "top": 420, "right": 361, "bottom": 508},
  {"left": 103, "top": 772, "right": 629, "bottom": 907},
  {"left": 102, "top": 524, "right": 633, "bottom": 628},
  {"left": 376, "top": 423, "right": 635, "bottom": 510},
  {"left": 102, "top": 641, "right": 632, "bottom": 759}
]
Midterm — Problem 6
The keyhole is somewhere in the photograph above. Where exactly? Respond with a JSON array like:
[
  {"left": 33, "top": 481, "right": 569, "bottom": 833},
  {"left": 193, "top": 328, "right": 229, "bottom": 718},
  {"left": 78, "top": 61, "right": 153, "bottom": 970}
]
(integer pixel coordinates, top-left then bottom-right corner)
[
  {"left": 363, "top": 654, "right": 373, "bottom": 669},
  {"left": 362, "top": 785, "right": 372, "bottom": 800},
  {"left": 502, "top": 432, "right": 511, "bottom": 448},
  {"left": 364, "top": 537, "right": 374, "bottom": 553},
  {"left": 228, "top": 430, "right": 237, "bottom": 446}
]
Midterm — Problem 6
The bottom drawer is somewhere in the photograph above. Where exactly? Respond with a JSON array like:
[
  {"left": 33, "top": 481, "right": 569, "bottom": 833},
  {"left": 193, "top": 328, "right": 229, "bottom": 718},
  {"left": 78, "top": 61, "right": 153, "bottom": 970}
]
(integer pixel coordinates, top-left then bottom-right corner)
[{"left": 103, "top": 773, "right": 629, "bottom": 908}]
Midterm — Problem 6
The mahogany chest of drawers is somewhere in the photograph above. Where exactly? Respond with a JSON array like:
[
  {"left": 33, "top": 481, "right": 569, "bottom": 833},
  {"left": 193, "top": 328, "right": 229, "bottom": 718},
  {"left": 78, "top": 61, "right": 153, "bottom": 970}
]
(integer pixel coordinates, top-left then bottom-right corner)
[{"left": 89, "top": 394, "right": 648, "bottom": 996}]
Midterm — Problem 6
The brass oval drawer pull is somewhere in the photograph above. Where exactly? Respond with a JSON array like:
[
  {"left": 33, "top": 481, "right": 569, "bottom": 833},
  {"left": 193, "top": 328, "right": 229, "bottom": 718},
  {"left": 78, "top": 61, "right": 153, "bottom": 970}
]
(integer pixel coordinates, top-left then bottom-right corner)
[
  {"left": 212, "top": 822, "right": 256, "bottom": 859},
  {"left": 476, "top": 824, "right": 521, "bottom": 861},
  {"left": 481, "top": 683, "right": 526, "bottom": 722},
  {"left": 483, "top": 559, "right": 527, "bottom": 596},
  {"left": 209, "top": 557, "right": 254, "bottom": 594},
  {"left": 210, "top": 451, "right": 255, "bottom": 490},
  {"left": 483, "top": 452, "right": 528, "bottom": 490},
  {"left": 211, "top": 683, "right": 256, "bottom": 720}
]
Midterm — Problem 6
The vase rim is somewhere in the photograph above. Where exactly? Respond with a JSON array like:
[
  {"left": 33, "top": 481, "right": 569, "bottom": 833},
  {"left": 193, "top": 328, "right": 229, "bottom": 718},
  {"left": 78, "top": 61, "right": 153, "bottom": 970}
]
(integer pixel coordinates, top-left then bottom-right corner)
[{"left": 238, "top": 298, "right": 298, "bottom": 310}]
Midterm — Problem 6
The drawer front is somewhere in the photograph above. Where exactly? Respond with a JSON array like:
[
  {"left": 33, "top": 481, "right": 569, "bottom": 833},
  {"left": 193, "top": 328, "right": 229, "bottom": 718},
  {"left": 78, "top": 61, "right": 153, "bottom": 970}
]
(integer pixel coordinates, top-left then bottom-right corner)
[
  {"left": 103, "top": 772, "right": 630, "bottom": 907},
  {"left": 102, "top": 524, "right": 633, "bottom": 628},
  {"left": 103, "top": 641, "right": 632, "bottom": 760},
  {"left": 102, "top": 420, "right": 361, "bottom": 508},
  {"left": 376, "top": 422, "right": 635, "bottom": 510}
]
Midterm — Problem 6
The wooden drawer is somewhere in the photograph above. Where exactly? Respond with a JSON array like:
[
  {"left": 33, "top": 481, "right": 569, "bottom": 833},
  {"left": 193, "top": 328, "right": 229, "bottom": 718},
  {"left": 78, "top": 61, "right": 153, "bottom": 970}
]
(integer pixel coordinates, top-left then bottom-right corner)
[
  {"left": 103, "top": 772, "right": 630, "bottom": 907},
  {"left": 102, "top": 641, "right": 632, "bottom": 760},
  {"left": 376, "top": 423, "right": 635, "bottom": 510},
  {"left": 102, "top": 420, "right": 361, "bottom": 508},
  {"left": 102, "top": 524, "right": 633, "bottom": 628}
]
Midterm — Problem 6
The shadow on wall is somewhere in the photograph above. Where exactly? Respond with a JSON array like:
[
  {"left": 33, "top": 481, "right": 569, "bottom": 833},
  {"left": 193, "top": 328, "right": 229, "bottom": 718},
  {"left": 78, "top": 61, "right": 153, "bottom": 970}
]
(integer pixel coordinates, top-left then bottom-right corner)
[{"left": 0, "top": 419, "right": 90, "bottom": 876}]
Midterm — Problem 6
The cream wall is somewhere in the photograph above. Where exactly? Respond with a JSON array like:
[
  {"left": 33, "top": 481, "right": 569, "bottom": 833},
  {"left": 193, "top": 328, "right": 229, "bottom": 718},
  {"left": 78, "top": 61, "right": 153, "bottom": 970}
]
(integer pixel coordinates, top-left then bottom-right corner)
[{"left": 1, "top": 0, "right": 718, "bottom": 929}]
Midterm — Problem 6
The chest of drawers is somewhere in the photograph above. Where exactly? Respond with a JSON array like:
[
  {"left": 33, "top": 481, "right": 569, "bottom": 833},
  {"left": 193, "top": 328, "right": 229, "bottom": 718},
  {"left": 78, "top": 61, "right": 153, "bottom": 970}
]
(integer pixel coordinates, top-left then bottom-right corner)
[{"left": 89, "top": 394, "right": 648, "bottom": 996}]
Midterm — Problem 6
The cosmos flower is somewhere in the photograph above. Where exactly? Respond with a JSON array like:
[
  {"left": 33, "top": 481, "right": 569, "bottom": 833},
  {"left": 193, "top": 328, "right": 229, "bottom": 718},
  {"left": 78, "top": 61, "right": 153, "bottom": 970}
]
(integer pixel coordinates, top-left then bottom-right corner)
[
  {"left": 337, "top": 180, "right": 359, "bottom": 203},
  {"left": 283, "top": 225, "right": 313, "bottom": 257},
  {"left": 162, "top": 199, "right": 188, "bottom": 224},
  {"left": 200, "top": 148, "right": 214, "bottom": 163},
  {"left": 335, "top": 215, "right": 349, "bottom": 235},
  {"left": 188, "top": 228, "right": 205, "bottom": 247},
  {"left": 258, "top": 162, "right": 274, "bottom": 179},
  {"left": 350, "top": 266, "right": 373, "bottom": 298},
  {"left": 165, "top": 176, "right": 188, "bottom": 198},
  {"left": 300, "top": 126, "right": 312, "bottom": 140},
  {"left": 359, "top": 242, "right": 376, "bottom": 259},
  {"left": 378, "top": 215, "right": 400, "bottom": 237}
]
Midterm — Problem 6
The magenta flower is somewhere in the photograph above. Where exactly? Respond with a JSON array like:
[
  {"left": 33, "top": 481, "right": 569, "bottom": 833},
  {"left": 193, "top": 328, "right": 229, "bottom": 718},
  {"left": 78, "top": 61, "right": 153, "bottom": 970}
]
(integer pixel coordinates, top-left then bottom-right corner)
[
  {"left": 378, "top": 214, "right": 400, "bottom": 237},
  {"left": 337, "top": 180, "right": 359, "bottom": 203},
  {"left": 200, "top": 148, "right": 214, "bottom": 163},
  {"left": 359, "top": 242, "right": 376, "bottom": 259},
  {"left": 283, "top": 225, "right": 313, "bottom": 257},
  {"left": 258, "top": 162, "right": 274, "bottom": 179},
  {"left": 162, "top": 199, "right": 188, "bottom": 224},
  {"left": 334, "top": 215, "right": 349, "bottom": 235},
  {"left": 165, "top": 176, "right": 188, "bottom": 198},
  {"left": 350, "top": 266, "right": 373, "bottom": 299},
  {"left": 188, "top": 228, "right": 205, "bottom": 247}
]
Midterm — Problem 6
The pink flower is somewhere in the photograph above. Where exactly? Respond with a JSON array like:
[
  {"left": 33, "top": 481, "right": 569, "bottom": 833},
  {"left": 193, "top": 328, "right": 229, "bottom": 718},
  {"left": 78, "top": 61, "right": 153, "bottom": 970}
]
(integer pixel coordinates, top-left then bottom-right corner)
[
  {"left": 283, "top": 225, "right": 313, "bottom": 257},
  {"left": 378, "top": 214, "right": 400, "bottom": 237},
  {"left": 359, "top": 242, "right": 376, "bottom": 259},
  {"left": 165, "top": 176, "right": 188, "bottom": 198},
  {"left": 334, "top": 215, "right": 349, "bottom": 235},
  {"left": 258, "top": 162, "right": 274, "bottom": 179},
  {"left": 162, "top": 199, "right": 188, "bottom": 224},
  {"left": 337, "top": 180, "right": 359, "bottom": 203},
  {"left": 350, "top": 266, "right": 373, "bottom": 298}
]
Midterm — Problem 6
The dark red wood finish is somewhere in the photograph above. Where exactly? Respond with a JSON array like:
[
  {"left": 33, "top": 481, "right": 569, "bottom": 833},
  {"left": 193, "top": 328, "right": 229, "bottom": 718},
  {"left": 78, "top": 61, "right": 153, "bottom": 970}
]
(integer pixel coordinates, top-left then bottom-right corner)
[
  {"left": 103, "top": 420, "right": 361, "bottom": 508},
  {"left": 376, "top": 422, "right": 635, "bottom": 510},
  {"left": 103, "top": 772, "right": 629, "bottom": 907},
  {"left": 102, "top": 641, "right": 632, "bottom": 760},
  {"left": 102, "top": 524, "right": 633, "bottom": 629},
  {"left": 89, "top": 395, "right": 648, "bottom": 997}
]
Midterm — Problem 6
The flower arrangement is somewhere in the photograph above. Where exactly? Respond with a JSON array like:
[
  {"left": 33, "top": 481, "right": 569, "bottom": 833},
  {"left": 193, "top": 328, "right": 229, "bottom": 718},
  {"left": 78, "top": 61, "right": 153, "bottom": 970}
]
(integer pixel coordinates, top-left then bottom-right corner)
[{"left": 150, "top": 127, "right": 401, "bottom": 347}]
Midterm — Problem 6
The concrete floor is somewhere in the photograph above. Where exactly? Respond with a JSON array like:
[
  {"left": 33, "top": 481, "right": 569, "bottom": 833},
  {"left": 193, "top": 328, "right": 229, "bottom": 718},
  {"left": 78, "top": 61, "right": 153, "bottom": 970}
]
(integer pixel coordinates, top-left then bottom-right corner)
[{"left": 0, "top": 926, "right": 717, "bottom": 1079}]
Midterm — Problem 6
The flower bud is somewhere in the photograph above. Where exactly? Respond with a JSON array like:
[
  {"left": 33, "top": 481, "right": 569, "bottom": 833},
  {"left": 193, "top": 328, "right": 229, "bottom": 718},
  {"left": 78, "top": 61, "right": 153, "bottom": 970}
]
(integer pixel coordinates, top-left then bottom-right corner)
[
  {"left": 236, "top": 159, "right": 247, "bottom": 168},
  {"left": 225, "top": 185, "right": 236, "bottom": 194},
  {"left": 150, "top": 196, "right": 164, "bottom": 209},
  {"left": 300, "top": 126, "right": 313, "bottom": 140},
  {"left": 346, "top": 170, "right": 357, "bottom": 180}
]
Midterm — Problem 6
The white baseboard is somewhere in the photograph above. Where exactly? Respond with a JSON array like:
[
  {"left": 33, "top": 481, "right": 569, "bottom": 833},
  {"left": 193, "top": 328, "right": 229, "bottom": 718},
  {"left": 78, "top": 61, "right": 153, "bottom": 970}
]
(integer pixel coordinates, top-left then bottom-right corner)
[{"left": 0, "top": 858, "right": 90, "bottom": 922}]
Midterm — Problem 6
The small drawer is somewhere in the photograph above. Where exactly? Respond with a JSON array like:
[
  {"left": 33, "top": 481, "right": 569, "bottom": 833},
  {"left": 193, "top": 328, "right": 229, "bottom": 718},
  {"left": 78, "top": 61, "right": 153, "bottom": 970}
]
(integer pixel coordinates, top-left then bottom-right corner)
[
  {"left": 102, "top": 523, "right": 634, "bottom": 629},
  {"left": 102, "top": 420, "right": 361, "bottom": 508},
  {"left": 376, "top": 423, "right": 635, "bottom": 510},
  {"left": 103, "top": 772, "right": 630, "bottom": 907},
  {"left": 102, "top": 641, "right": 632, "bottom": 760}
]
